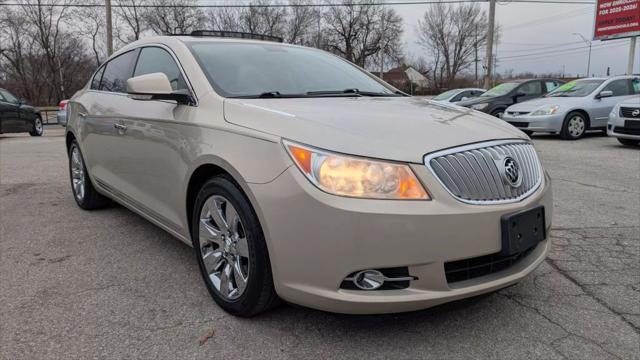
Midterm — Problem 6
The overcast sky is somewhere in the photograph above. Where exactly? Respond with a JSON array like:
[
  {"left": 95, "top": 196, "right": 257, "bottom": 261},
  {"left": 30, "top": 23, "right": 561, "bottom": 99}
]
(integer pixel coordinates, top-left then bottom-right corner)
[{"left": 393, "top": 1, "right": 639, "bottom": 77}]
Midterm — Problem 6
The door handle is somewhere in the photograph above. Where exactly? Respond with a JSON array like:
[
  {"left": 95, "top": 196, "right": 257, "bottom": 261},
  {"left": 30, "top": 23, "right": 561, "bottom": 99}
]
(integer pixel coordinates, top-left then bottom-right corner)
[
  {"left": 78, "top": 112, "right": 87, "bottom": 118},
  {"left": 114, "top": 123, "right": 127, "bottom": 131}
]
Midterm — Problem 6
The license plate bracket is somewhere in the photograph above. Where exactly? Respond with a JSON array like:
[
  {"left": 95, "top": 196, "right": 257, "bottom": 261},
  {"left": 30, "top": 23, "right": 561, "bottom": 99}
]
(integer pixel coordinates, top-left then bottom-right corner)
[
  {"left": 501, "top": 206, "right": 546, "bottom": 256},
  {"left": 624, "top": 120, "right": 640, "bottom": 129}
]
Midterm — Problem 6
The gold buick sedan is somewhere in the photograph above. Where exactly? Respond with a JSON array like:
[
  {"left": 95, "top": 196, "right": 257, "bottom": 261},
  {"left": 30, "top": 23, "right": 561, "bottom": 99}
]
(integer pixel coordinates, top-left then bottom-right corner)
[{"left": 65, "top": 31, "right": 552, "bottom": 317}]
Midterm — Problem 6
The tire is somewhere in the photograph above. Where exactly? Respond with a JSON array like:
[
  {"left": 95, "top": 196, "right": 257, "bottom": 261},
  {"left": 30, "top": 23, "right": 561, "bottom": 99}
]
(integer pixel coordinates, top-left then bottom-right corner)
[
  {"left": 68, "top": 140, "right": 109, "bottom": 209},
  {"left": 560, "top": 111, "right": 587, "bottom": 140},
  {"left": 192, "top": 176, "right": 279, "bottom": 317},
  {"left": 617, "top": 138, "right": 640, "bottom": 146},
  {"left": 29, "top": 115, "right": 43, "bottom": 136},
  {"left": 490, "top": 109, "right": 505, "bottom": 118}
]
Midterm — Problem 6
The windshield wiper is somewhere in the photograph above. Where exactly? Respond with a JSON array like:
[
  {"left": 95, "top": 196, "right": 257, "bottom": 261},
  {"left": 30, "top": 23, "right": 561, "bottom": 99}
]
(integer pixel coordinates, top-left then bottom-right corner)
[
  {"left": 232, "top": 91, "right": 307, "bottom": 99},
  {"left": 306, "top": 88, "right": 399, "bottom": 97}
]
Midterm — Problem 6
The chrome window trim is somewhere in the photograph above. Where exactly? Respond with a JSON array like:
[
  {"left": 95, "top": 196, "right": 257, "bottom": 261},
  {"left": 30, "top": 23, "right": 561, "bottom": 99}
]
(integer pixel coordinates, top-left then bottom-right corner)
[
  {"left": 423, "top": 139, "right": 543, "bottom": 205},
  {"left": 87, "top": 43, "right": 199, "bottom": 107}
]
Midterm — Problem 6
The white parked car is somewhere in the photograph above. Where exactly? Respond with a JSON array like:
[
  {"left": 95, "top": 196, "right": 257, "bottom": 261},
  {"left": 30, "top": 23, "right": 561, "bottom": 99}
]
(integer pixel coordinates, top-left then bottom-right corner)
[
  {"left": 432, "top": 88, "right": 485, "bottom": 103},
  {"left": 65, "top": 31, "right": 552, "bottom": 316},
  {"left": 608, "top": 97, "right": 640, "bottom": 146}
]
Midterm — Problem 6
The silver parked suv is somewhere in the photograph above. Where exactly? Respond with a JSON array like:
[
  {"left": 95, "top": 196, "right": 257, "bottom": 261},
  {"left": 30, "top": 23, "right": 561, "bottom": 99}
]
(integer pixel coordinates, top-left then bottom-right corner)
[{"left": 65, "top": 32, "right": 552, "bottom": 316}]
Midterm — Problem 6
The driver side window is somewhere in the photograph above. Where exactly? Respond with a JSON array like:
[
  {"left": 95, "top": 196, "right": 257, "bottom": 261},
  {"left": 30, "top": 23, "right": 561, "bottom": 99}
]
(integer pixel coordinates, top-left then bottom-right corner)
[
  {"left": 133, "top": 47, "right": 188, "bottom": 92},
  {"left": 518, "top": 81, "right": 542, "bottom": 96}
]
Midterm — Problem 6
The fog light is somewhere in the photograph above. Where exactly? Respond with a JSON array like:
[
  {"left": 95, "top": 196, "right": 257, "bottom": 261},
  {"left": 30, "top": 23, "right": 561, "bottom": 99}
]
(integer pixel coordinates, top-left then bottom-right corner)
[{"left": 353, "top": 270, "right": 385, "bottom": 290}]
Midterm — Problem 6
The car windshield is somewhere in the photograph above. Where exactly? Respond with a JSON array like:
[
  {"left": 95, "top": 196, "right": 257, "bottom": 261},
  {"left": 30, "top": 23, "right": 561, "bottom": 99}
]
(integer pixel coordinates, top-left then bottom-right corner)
[
  {"left": 480, "top": 82, "right": 520, "bottom": 97},
  {"left": 433, "top": 89, "right": 458, "bottom": 100},
  {"left": 546, "top": 79, "right": 605, "bottom": 97},
  {"left": 187, "top": 42, "right": 398, "bottom": 98}
]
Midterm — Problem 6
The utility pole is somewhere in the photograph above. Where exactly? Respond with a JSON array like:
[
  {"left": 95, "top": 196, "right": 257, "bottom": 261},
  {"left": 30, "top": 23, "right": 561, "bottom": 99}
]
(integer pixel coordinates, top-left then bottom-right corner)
[
  {"left": 627, "top": 36, "right": 637, "bottom": 75},
  {"left": 573, "top": 33, "right": 591, "bottom": 77},
  {"left": 475, "top": 24, "right": 479, "bottom": 86},
  {"left": 483, "top": 0, "right": 496, "bottom": 89},
  {"left": 379, "top": 5, "right": 385, "bottom": 78},
  {"left": 106, "top": 0, "right": 113, "bottom": 56}
]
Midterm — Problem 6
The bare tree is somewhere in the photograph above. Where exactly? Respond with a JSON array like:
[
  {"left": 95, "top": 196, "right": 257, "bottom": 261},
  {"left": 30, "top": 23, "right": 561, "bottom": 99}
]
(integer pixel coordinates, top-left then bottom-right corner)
[
  {"left": 0, "top": 2, "right": 94, "bottom": 105},
  {"left": 115, "top": 0, "right": 147, "bottom": 43},
  {"left": 143, "top": 0, "right": 205, "bottom": 35},
  {"left": 19, "top": 0, "right": 72, "bottom": 99},
  {"left": 73, "top": 5, "right": 107, "bottom": 66},
  {"left": 416, "top": 3, "right": 487, "bottom": 88},
  {"left": 284, "top": 0, "right": 317, "bottom": 44},
  {"left": 323, "top": 0, "right": 402, "bottom": 67}
]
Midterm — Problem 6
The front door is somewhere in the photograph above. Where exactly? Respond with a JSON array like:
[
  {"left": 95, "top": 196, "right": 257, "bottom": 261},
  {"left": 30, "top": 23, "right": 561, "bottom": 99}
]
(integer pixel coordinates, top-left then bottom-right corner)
[
  {"left": 0, "top": 89, "right": 25, "bottom": 132},
  {"left": 116, "top": 46, "right": 197, "bottom": 231}
]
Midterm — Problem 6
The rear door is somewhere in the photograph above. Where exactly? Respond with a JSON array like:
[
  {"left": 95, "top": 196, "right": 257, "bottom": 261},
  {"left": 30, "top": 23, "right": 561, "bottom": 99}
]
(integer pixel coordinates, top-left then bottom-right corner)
[
  {"left": 74, "top": 49, "right": 139, "bottom": 193},
  {"left": 591, "top": 79, "right": 633, "bottom": 127}
]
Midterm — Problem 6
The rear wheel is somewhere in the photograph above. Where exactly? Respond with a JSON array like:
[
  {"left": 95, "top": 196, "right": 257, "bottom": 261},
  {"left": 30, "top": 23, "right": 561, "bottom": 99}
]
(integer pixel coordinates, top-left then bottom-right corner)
[
  {"left": 617, "top": 138, "right": 640, "bottom": 146},
  {"left": 68, "top": 140, "right": 109, "bottom": 209},
  {"left": 192, "top": 176, "right": 279, "bottom": 317},
  {"left": 560, "top": 112, "right": 587, "bottom": 140},
  {"left": 29, "top": 116, "right": 43, "bottom": 136}
]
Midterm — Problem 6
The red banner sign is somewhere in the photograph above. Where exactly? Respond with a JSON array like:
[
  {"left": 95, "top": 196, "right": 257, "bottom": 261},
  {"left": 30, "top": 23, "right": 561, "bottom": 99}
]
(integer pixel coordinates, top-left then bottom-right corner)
[{"left": 594, "top": 0, "right": 640, "bottom": 40}]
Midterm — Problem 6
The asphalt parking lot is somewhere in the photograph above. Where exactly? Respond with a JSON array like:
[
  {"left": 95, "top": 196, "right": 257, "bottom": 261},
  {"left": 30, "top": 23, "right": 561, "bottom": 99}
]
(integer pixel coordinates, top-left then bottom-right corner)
[{"left": 1, "top": 127, "right": 638, "bottom": 359}]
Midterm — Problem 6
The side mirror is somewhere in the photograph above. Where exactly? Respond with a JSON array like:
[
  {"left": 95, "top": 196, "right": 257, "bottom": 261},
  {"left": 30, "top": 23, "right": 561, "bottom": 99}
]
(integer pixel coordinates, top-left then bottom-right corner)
[
  {"left": 127, "top": 73, "right": 194, "bottom": 105},
  {"left": 512, "top": 92, "right": 526, "bottom": 103},
  {"left": 596, "top": 90, "right": 613, "bottom": 99},
  {"left": 18, "top": 98, "right": 27, "bottom": 105},
  {"left": 460, "top": 96, "right": 469, "bottom": 101}
]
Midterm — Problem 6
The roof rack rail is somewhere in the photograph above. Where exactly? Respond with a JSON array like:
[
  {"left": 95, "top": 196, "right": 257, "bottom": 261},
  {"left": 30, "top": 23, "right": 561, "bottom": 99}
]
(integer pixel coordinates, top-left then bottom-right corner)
[{"left": 173, "top": 30, "right": 283, "bottom": 43}]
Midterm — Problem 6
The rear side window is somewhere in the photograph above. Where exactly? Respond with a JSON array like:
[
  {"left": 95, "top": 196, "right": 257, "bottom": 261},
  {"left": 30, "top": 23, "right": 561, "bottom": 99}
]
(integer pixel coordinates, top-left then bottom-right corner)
[
  {"left": 100, "top": 50, "right": 138, "bottom": 93},
  {"left": 603, "top": 79, "right": 630, "bottom": 97},
  {"left": 91, "top": 66, "right": 105, "bottom": 90},
  {"left": 134, "top": 47, "right": 188, "bottom": 92},
  {"left": 545, "top": 81, "right": 560, "bottom": 92},
  {"left": 518, "top": 81, "right": 542, "bottom": 96}
]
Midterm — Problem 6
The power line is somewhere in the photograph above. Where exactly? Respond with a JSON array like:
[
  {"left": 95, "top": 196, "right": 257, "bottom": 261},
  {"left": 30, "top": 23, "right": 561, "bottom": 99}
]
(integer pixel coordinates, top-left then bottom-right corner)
[
  {"left": 0, "top": 0, "right": 597, "bottom": 8},
  {"left": 499, "top": 42, "right": 628, "bottom": 62}
]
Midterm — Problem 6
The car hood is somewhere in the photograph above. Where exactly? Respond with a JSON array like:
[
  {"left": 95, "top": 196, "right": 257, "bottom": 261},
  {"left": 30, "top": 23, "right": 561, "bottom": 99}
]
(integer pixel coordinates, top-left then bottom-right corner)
[
  {"left": 223, "top": 97, "right": 526, "bottom": 163},
  {"left": 507, "top": 96, "right": 587, "bottom": 112},
  {"left": 457, "top": 96, "right": 499, "bottom": 107}
]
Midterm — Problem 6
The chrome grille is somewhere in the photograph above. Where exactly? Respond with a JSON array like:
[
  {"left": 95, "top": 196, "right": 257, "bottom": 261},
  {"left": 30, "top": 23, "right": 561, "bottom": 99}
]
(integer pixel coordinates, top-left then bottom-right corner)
[{"left": 425, "top": 140, "right": 542, "bottom": 204}]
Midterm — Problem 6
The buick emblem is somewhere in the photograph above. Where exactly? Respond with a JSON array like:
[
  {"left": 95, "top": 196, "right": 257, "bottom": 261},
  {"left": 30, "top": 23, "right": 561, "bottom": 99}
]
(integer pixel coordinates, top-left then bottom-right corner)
[
  {"left": 632, "top": 109, "right": 640, "bottom": 117},
  {"left": 500, "top": 156, "right": 522, "bottom": 188}
]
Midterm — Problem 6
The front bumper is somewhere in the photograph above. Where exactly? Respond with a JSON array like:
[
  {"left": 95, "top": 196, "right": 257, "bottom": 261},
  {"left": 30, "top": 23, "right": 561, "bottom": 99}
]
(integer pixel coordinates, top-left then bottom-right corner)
[
  {"left": 607, "top": 114, "right": 640, "bottom": 140},
  {"left": 502, "top": 113, "right": 565, "bottom": 133},
  {"left": 249, "top": 161, "right": 553, "bottom": 314}
]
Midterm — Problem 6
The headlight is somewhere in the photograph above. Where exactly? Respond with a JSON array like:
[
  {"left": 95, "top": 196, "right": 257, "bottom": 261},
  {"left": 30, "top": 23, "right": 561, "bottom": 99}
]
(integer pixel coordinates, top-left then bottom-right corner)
[
  {"left": 530, "top": 106, "right": 559, "bottom": 116},
  {"left": 470, "top": 103, "right": 489, "bottom": 110},
  {"left": 284, "top": 141, "right": 429, "bottom": 200},
  {"left": 610, "top": 104, "right": 620, "bottom": 117}
]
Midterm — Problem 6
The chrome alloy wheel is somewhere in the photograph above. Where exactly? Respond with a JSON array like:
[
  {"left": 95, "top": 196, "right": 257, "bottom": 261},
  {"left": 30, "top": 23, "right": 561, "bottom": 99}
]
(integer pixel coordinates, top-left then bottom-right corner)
[
  {"left": 567, "top": 115, "right": 585, "bottom": 137},
  {"left": 199, "top": 195, "right": 250, "bottom": 301},
  {"left": 70, "top": 146, "right": 86, "bottom": 201}
]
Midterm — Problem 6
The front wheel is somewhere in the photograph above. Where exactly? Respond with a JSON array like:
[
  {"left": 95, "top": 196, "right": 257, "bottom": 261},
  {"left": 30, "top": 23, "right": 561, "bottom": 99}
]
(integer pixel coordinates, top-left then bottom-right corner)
[
  {"left": 192, "top": 176, "right": 279, "bottom": 317},
  {"left": 29, "top": 116, "right": 43, "bottom": 136},
  {"left": 560, "top": 112, "right": 587, "bottom": 140},
  {"left": 617, "top": 138, "right": 640, "bottom": 146},
  {"left": 491, "top": 109, "right": 505, "bottom": 118}
]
